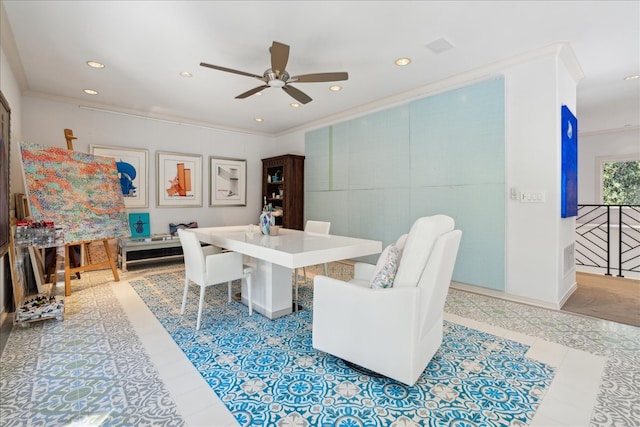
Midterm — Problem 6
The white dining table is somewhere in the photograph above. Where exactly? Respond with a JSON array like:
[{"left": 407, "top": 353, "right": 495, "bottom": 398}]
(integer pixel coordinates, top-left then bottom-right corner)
[{"left": 191, "top": 226, "right": 382, "bottom": 319}]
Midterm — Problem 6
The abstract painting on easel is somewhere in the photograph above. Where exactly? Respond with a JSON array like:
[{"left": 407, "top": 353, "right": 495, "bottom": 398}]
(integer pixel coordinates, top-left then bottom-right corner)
[{"left": 19, "top": 141, "right": 130, "bottom": 244}]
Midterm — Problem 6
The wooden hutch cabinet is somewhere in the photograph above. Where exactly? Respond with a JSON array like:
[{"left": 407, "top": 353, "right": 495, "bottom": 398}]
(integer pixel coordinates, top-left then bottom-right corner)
[{"left": 262, "top": 154, "right": 305, "bottom": 230}]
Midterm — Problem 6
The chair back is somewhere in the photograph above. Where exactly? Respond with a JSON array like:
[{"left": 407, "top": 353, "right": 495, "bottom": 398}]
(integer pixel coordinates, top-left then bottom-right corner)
[
  {"left": 394, "top": 215, "right": 454, "bottom": 288},
  {"left": 178, "top": 229, "right": 206, "bottom": 283},
  {"left": 305, "top": 220, "right": 331, "bottom": 235}
]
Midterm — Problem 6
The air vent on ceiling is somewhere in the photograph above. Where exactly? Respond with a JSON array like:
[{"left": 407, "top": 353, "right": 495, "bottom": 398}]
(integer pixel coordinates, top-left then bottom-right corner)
[{"left": 425, "top": 37, "right": 455, "bottom": 54}]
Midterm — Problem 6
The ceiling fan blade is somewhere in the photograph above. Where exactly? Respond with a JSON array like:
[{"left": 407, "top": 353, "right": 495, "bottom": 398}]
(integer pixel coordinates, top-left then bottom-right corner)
[
  {"left": 282, "top": 85, "right": 312, "bottom": 104},
  {"left": 290, "top": 72, "right": 349, "bottom": 83},
  {"left": 200, "top": 62, "right": 264, "bottom": 80},
  {"left": 270, "top": 41, "right": 290, "bottom": 78},
  {"left": 236, "top": 85, "right": 270, "bottom": 99}
]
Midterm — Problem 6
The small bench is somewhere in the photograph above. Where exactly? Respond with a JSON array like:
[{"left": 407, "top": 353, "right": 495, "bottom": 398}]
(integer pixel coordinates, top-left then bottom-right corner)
[{"left": 117, "top": 237, "right": 184, "bottom": 272}]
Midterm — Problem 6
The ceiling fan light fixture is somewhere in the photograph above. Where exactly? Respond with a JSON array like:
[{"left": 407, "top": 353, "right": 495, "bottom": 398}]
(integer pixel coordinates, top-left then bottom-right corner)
[
  {"left": 290, "top": 102, "right": 300, "bottom": 108},
  {"left": 201, "top": 41, "right": 347, "bottom": 104},
  {"left": 83, "top": 89, "right": 98, "bottom": 95},
  {"left": 254, "top": 117, "right": 264, "bottom": 123},
  {"left": 179, "top": 71, "right": 192, "bottom": 78},
  {"left": 268, "top": 79, "right": 286, "bottom": 88},
  {"left": 624, "top": 74, "right": 639, "bottom": 81},
  {"left": 329, "top": 85, "right": 342, "bottom": 92},
  {"left": 395, "top": 57, "right": 411, "bottom": 66}
]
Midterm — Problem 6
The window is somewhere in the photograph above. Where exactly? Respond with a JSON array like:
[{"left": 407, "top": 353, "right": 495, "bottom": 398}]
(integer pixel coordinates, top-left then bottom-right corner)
[{"left": 599, "top": 156, "right": 640, "bottom": 205}]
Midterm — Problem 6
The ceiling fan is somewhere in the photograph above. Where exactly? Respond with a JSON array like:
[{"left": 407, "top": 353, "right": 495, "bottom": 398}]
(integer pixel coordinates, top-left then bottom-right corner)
[{"left": 200, "top": 41, "right": 348, "bottom": 104}]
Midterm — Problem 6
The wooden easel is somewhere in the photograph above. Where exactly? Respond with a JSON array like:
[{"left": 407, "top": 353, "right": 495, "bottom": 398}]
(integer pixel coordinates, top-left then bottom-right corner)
[{"left": 62, "top": 129, "right": 120, "bottom": 296}]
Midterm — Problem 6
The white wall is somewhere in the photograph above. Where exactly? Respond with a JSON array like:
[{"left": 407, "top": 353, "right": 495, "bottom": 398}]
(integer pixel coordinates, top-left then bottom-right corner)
[{"left": 20, "top": 96, "right": 275, "bottom": 235}]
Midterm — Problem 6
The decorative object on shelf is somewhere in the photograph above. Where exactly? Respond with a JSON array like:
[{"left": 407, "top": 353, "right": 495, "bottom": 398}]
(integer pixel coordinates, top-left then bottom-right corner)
[
  {"left": 169, "top": 221, "right": 198, "bottom": 236},
  {"left": 157, "top": 151, "right": 203, "bottom": 207},
  {"left": 209, "top": 156, "right": 247, "bottom": 207},
  {"left": 259, "top": 208, "right": 274, "bottom": 235},
  {"left": 129, "top": 213, "right": 150, "bottom": 239},
  {"left": 91, "top": 145, "right": 149, "bottom": 208}
]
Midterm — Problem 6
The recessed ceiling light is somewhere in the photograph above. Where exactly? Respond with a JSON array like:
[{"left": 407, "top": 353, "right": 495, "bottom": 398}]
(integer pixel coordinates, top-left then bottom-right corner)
[
  {"left": 624, "top": 74, "right": 639, "bottom": 81},
  {"left": 395, "top": 58, "right": 411, "bottom": 66},
  {"left": 179, "top": 71, "right": 192, "bottom": 78},
  {"left": 254, "top": 117, "right": 264, "bottom": 122},
  {"left": 86, "top": 60, "right": 105, "bottom": 69},
  {"left": 290, "top": 102, "right": 300, "bottom": 108},
  {"left": 329, "top": 85, "right": 342, "bottom": 92},
  {"left": 83, "top": 89, "right": 99, "bottom": 95}
]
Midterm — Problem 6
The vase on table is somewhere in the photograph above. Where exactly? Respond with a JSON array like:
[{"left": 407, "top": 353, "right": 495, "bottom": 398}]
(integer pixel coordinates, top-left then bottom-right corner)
[{"left": 259, "top": 210, "right": 274, "bottom": 235}]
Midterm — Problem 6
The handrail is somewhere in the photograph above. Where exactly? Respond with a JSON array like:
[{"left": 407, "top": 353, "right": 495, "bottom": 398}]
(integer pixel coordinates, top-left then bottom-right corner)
[{"left": 576, "top": 204, "right": 640, "bottom": 277}]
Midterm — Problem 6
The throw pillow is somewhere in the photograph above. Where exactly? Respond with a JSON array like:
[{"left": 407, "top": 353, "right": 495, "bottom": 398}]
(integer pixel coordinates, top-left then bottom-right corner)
[{"left": 370, "top": 244, "right": 400, "bottom": 289}]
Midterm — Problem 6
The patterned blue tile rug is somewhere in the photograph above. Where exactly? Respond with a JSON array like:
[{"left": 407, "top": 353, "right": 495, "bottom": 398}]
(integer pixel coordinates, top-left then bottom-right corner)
[{"left": 129, "top": 269, "right": 555, "bottom": 427}]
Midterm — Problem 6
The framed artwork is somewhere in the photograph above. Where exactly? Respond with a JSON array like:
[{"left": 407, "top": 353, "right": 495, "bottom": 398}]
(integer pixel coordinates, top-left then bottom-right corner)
[
  {"left": 0, "top": 91, "right": 10, "bottom": 258},
  {"left": 157, "top": 151, "right": 203, "bottom": 207},
  {"left": 91, "top": 145, "right": 148, "bottom": 208},
  {"left": 14, "top": 193, "right": 29, "bottom": 220},
  {"left": 210, "top": 157, "right": 247, "bottom": 206},
  {"left": 561, "top": 105, "right": 578, "bottom": 218},
  {"left": 128, "top": 212, "right": 150, "bottom": 239}
]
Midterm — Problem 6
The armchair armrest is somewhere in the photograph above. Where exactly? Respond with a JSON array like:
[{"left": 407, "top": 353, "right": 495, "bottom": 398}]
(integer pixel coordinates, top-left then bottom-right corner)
[{"left": 312, "top": 275, "right": 420, "bottom": 371}]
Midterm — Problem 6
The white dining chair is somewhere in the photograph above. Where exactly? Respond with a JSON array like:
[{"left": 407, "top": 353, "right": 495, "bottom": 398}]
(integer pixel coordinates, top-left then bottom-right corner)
[
  {"left": 294, "top": 220, "right": 331, "bottom": 307},
  {"left": 178, "top": 228, "right": 253, "bottom": 330}
]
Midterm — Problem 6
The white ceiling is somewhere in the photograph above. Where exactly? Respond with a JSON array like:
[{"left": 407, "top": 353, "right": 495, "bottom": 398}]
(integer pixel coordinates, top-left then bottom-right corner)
[{"left": 2, "top": 1, "right": 639, "bottom": 136}]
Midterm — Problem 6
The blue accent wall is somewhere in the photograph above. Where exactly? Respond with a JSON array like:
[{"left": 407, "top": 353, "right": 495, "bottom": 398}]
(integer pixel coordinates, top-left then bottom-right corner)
[{"left": 305, "top": 77, "right": 505, "bottom": 290}]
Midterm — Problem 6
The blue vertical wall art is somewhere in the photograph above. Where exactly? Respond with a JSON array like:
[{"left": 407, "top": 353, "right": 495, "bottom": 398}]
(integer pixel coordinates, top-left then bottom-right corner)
[{"left": 561, "top": 105, "right": 578, "bottom": 218}]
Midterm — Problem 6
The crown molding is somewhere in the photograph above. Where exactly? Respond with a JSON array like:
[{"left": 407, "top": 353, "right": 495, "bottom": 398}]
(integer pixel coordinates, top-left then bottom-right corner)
[{"left": 277, "top": 42, "right": 582, "bottom": 137}]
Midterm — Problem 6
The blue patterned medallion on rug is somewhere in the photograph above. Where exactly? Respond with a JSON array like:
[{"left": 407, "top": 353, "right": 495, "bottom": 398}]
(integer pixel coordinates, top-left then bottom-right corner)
[{"left": 130, "top": 271, "right": 554, "bottom": 427}]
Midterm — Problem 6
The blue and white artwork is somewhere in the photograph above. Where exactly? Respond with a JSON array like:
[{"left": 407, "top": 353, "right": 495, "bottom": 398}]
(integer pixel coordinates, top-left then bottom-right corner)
[
  {"left": 561, "top": 105, "right": 578, "bottom": 218},
  {"left": 117, "top": 161, "right": 137, "bottom": 197},
  {"left": 91, "top": 145, "right": 148, "bottom": 208}
]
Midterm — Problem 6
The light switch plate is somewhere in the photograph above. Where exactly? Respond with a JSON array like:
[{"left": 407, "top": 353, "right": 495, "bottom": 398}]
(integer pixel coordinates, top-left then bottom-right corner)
[{"left": 520, "top": 191, "right": 546, "bottom": 203}]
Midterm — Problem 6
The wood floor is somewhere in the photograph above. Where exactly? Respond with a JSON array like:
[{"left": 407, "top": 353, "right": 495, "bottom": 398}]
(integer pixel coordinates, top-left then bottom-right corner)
[{"left": 562, "top": 272, "right": 640, "bottom": 327}]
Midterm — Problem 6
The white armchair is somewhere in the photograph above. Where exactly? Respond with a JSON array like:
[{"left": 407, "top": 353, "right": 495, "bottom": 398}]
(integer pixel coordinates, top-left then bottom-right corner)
[{"left": 312, "top": 215, "right": 462, "bottom": 385}]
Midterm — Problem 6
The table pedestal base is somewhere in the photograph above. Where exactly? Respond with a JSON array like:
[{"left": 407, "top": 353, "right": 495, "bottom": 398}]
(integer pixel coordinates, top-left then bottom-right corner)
[{"left": 241, "top": 257, "right": 293, "bottom": 319}]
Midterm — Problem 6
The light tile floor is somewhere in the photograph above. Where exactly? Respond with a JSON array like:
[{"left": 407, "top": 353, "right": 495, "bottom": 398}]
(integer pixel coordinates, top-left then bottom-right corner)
[{"left": 4, "top": 264, "right": 638, "bottom": 426}]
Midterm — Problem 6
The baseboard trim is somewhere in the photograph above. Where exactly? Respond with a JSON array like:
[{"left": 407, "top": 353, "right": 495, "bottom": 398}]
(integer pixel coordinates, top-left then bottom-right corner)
[{"left": 450, "top": 281, "right": 560, "bottom": 310}]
